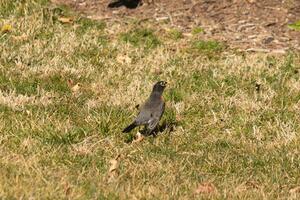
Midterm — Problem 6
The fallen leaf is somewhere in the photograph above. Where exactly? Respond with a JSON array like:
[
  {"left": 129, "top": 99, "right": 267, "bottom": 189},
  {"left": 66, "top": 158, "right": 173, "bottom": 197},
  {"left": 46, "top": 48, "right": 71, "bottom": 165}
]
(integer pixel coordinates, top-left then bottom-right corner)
[
  {"left": 154, "top": 68, "right": 162, "bottom": 75},
  {"left": 67, "top": 79, "right": 81, "bottom": 94},
  {"left": 246, "top": 180, "right": 259, "bottom": 189},
  {"left": 109, "top": 157, "right": 119, "bottom": 173},
  {"left": 108, "top": 154, "right": 121, "bottom": 183},
  {"left": 195, "top": 182, "right": 216, "bottom": 194},
  {"left": 64, "top": 182, "right": 71, "bottom": 196},
  {"left": 132, "top": 131, "right": 144, "bottom": 143},
  {"left": 67, "top": 79, "right": 74, "bottom": 87},
  {"left": 290, "top": 186, "right": 300, "bottom": 194},
  {"left": 13, "top": 33, "right": 28, "bottom": 41},
  {"left": 1, "top": 24, "right": 12, "bottom": 33},
  {"left": 176, "top": 114, "right": 182, "bottom": 121},
  {"left": 71, "top": 83, "right": 81, "bottom": 93},
  {"left": 116, "top": 54, "right": 132, "bottom": 64},
  {"left": 58, "top": 17, "right": 73, "bottom": 24}
]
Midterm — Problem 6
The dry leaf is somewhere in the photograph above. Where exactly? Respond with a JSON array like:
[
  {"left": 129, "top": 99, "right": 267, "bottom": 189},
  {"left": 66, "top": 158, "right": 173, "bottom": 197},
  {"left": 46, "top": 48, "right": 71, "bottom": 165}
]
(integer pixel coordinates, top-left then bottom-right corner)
[
  {"left": 195, "top": 182, "right": 216, "bottom": 194},
  {"left": 108, "top": 154, "right": 121, "bottom": 183},
  {"left": 290, "top": 186, "right": 300, "bottom": 199},
  {"left": 182, "top": 33, "right": 193, "bottom": 37},
  {"left": 290, "top": 186, "right": 300, "bottom": 194},
  {"left": 67, "top": 79, "right": 81, "bottom": 93},
  {"left": 67, "top": 79, "right": 74, "bottom": 87},
  {"left": 116, "top": 54, "right": 132, "bottom": 64},
  {"left": 64, "top": 182, "right": 71, "bottom": 196},
  {"left": 1, "top": 24, "right": 12, "bottom": 33},
  {"left": 154, "top": 68, "right": 162, "bottom": 75},
  {"left": 108, "top": 158, "right": 119, "bottom": 173},
  {"left": 176, "top": 114, "right": 182, "bottom": 121},
  {"left": 246, "top": 181, "right": 259, "bottom": 189},
  {"left": 58, "top": 17, "right": 73, "bottom": 23},
  {"left": 71, "top": 83, "right": 81, "bottom": 93},
  {"left": 132, "top": 132, "right": 144, "bottom": 143},
  {"left": 13, "top": 33, "right": 27, "bottom": 41}
]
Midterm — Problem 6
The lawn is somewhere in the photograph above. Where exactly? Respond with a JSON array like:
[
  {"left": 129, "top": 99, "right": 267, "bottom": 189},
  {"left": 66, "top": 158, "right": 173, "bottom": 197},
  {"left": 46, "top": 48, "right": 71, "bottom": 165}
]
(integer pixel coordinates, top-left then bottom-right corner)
[{"left": 1, "top": 0, "right": 300, "bottom": 199}]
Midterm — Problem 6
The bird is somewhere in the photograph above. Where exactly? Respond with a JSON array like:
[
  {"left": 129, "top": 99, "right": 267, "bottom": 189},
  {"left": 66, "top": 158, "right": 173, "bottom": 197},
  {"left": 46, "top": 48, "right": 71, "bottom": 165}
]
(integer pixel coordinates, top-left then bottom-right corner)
[
  {"left": 122, "top": 81, "right": 167, "bottom": 135},
  {"left": 108, "top": 0, "right": 141, "bottom": 9}
]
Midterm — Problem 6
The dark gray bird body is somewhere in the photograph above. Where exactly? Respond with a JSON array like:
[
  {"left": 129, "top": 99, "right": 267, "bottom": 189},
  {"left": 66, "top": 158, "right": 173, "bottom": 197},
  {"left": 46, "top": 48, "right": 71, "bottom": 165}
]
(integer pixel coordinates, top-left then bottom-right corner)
[
  {"left": 108, "top": 0, "right": 141, "bottom": 9},
  {"left": 123, "top": 81, "right": 167, "bottom": 134}
]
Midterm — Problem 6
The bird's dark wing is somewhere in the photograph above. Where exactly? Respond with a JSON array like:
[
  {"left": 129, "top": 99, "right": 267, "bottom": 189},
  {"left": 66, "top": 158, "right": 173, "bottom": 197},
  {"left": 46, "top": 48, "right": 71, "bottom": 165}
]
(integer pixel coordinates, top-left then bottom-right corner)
[
  {"left": 134, "top": 95, "right": 165, "bottom": 130},
  {"left": 159, "top": 101, "right": 165, "bottom": 119},
  {"left": 135, "top": 104, "right": 152, "bottom": 125},
  {"left": 147, "top": 101, "right": 165, "bottom": 130}
]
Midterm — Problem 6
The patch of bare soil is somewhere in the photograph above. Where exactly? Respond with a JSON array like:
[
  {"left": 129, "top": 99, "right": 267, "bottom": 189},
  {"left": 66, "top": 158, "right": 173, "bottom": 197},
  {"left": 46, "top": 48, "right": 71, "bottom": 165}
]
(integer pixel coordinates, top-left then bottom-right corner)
[{"left": 52, "top": 0, "right": 300, "bottom": 52}]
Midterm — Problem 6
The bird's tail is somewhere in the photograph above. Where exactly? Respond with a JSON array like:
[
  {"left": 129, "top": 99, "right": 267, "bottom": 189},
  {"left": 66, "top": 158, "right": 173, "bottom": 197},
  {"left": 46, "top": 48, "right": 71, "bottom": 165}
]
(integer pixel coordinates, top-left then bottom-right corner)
[
  {"left": 122, "top": 122, "right": 137, "bottom": 133},
  {"left": 108, "top": 0, "right": 123, "bottom": 8}
]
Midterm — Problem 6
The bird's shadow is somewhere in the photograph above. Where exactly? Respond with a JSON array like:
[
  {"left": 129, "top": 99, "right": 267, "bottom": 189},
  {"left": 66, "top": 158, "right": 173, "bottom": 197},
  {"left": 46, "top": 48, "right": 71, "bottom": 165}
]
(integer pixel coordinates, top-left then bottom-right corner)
[
  {"left": 124, "top": 120, "right": 177, "bottom": 143},
  {"left": 151, "top": 120, "right": 177, "bottom": 137}
]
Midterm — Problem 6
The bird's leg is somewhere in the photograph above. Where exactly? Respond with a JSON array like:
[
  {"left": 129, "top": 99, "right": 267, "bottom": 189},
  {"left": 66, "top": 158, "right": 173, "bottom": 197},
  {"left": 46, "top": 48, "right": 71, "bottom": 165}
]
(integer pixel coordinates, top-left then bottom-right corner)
[
  {"left": 152, "top": 126, "right": 159, "bottom": 136},
  {"left": 145, "top": 127, "right": 153, "bottom": 136}
]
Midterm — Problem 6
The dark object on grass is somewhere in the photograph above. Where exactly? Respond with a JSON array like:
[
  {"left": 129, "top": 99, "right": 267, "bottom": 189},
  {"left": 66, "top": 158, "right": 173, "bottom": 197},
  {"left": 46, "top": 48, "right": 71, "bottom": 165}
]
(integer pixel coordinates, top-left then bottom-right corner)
[
  {"left": 123, "top": 81, "right": 167, "bottom": 135},
  {"left": 108, "top": 0, "right": 141, "bottom": 9}
]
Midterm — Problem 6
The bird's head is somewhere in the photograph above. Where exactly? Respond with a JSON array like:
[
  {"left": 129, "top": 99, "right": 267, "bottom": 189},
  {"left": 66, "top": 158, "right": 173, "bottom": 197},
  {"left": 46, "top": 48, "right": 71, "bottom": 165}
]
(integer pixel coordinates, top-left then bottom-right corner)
[{"left": 152, "top": 81, "right": 167, "bottom": 93}]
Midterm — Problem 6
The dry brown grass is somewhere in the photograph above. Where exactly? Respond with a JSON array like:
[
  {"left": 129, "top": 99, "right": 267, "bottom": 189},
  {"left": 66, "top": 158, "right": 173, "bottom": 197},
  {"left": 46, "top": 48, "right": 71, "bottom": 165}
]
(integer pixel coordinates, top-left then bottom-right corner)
[{"left": 1, "top": 0, "right": 300, "bottom": 199}]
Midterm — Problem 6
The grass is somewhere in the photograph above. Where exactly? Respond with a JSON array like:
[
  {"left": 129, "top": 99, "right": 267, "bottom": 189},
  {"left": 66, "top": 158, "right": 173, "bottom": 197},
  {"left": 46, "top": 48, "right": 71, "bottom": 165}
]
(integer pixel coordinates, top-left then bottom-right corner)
[
  {"left": 288, "top": 20, "right": 300, "bottom": 31},
  {"left": 167, "top": 29, "right": 183, "bottom": 40},
  {"left": 192, "top": 40, "right": 225, "bottom": 55},
  {"left": 192, "top": 27, "right": 204, "bottom": 35},
  {"left": 120, "top": 27, "right": 160, "bottom": 49},
  {"left": 1, "top": 0, "right": 300, "bottom": 199}
]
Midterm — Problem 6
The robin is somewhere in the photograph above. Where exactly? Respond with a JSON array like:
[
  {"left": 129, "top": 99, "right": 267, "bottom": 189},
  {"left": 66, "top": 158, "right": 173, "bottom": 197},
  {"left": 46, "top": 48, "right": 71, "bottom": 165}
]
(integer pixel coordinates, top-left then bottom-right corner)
[
  {"left": 108, "top": 0, "right": 141, "bottom": 9},
  {"left": 122, "top": 81, "right": 167, "bottom": 135}
]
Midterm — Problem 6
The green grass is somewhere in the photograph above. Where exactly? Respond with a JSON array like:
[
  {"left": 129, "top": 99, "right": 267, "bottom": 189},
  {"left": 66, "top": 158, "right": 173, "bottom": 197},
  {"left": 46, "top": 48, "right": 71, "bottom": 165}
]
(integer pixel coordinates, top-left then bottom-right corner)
[
  {"left": 168, "top": 29, "right": 183, "bottom": 40},
  {"left": 120, "top": 28, "right": 160, "bottom": 49},
  {"left": 192, "top": 40, "right": 225, "bottom": 54},
  {"left": 192, "top": 27, "right": 204, "bottom": 35},
  {"left": 0, "top": 0, "right": 300, "bottom": 199},
  {"left": 288, "top": 20, "right": 300, "bottom": 31}
]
